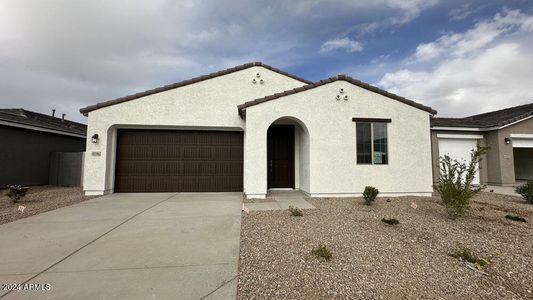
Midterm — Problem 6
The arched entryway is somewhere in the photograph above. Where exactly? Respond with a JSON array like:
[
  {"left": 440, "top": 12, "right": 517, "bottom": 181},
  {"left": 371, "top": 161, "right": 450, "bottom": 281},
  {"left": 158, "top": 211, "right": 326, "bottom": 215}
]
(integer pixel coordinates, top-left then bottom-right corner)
[{"left": 266, "top": 117, "right": 310, "bottom": 193}]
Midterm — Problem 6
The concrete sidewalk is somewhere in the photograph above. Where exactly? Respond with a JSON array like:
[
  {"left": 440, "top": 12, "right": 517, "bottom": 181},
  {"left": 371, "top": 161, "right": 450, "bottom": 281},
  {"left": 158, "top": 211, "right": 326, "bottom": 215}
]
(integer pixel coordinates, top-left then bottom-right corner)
[
  {"left": 244, "top": 190, "right": 315, "bottom": 211},
  {"left": 0, "top": 192, "right": 242, "bottom": 300}
]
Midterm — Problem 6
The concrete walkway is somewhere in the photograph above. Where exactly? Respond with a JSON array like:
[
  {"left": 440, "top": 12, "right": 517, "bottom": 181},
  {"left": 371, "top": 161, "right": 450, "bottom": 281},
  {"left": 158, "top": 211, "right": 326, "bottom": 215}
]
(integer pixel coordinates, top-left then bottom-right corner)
[
  {"left": 0, "top": 192, "right": 242, "bottom": 300},
  {"left": 484, "top": 185, "right": 521, "bottom": 197},
  {"left": 244, "top": 190, "right": 315, "bottom": 211}
]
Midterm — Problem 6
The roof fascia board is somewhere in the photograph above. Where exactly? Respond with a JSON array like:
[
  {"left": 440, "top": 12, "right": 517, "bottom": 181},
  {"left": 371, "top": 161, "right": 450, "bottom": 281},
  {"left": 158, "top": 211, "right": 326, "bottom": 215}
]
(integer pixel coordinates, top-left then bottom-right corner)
[
  {"left": 432, "top": 114, "right": 533, "bottom": 131},
  {"left": 0, "top": 120, "right": 86, "bottom": 138},
  {"left": 498, "top": 115, "right": 533, "bottom": 130}
]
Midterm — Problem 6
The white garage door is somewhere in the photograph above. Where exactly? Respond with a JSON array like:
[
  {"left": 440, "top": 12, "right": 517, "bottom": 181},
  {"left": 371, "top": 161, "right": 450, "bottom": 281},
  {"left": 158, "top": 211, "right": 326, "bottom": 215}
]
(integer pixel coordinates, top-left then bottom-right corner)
[{"left": 437, "top": 135, "right": 481, "bottom": 185}]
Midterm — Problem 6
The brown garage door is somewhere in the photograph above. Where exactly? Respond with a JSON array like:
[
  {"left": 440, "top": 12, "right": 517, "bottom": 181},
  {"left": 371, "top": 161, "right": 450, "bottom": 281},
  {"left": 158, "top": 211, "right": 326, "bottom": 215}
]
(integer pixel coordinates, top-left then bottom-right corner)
[{"left": 114, "top": 129, "right": 243, "bottom": 192}]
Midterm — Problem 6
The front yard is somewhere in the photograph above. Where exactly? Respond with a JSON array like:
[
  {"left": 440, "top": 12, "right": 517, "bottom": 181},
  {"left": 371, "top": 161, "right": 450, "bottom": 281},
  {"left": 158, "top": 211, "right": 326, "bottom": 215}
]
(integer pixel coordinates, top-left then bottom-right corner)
[
  {"left": 238, "top": 192, "right": 533, "bottom": 299},
  {"left": 0, "top": 186, "right": 94, "bottom": 225}
]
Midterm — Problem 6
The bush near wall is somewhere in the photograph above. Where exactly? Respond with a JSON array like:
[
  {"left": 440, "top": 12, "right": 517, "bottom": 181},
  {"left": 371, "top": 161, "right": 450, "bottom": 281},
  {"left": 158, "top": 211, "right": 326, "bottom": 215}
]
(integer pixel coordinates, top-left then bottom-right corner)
[{"left": 515, "top": 182, "right": 533, "bottom": 204}]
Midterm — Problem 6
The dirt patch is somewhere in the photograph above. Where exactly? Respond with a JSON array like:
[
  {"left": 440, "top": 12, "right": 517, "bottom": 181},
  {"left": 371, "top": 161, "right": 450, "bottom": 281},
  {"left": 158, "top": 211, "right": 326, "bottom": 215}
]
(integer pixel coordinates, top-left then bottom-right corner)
[
  {"left": 238, "top": 192, "right": 533, "bottom": 299},
  {"left": 0, "top": 186, "right": 96, "bottom": 225}
]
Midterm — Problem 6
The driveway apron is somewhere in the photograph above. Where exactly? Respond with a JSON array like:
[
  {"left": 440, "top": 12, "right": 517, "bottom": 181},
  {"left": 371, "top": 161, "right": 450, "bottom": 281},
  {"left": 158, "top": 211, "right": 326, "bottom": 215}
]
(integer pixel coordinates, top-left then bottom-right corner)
[{"left": 0, "top": 192, "right": 242, "bottom": 300}]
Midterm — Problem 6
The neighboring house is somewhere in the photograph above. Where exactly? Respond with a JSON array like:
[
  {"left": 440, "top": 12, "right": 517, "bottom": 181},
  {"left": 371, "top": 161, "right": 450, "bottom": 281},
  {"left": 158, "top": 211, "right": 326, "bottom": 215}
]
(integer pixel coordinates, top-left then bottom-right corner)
[
  {"left": 0, "top": 109, "right": 87, "bottom": 187},
  {"left": 431, "top": 103, "right": 533, "bottom": 186},
  {"left": 80, "top": 62, "right": 436, "bottom": 198}
]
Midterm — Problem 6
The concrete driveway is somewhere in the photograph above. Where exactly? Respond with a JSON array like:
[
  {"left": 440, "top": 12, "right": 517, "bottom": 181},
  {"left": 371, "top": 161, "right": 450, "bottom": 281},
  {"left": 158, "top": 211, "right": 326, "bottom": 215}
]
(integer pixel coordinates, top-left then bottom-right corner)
[{"left": 0, "top": 192, "right": 242, "bottom": 300}]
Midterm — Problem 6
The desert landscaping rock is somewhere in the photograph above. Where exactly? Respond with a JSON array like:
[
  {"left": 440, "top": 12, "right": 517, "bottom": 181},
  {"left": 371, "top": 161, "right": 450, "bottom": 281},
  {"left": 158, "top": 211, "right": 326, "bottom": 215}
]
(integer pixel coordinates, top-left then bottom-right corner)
[
  {"left": 0, "top": 186, "right": 95, "bottom": 225},
  {"left": 238, "top": 192, "right": 533, "bottom": 299}
]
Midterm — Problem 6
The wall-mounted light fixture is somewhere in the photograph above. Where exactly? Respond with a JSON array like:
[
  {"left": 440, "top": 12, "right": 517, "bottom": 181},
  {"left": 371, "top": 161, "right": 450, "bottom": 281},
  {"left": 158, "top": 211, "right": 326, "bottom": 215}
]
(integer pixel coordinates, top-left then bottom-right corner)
[
  {"left": 91, "top": 134, "right": 99, "bottom": 144},
  {"left": 504, "top": 137, "right": 511, "bottom": 145}
]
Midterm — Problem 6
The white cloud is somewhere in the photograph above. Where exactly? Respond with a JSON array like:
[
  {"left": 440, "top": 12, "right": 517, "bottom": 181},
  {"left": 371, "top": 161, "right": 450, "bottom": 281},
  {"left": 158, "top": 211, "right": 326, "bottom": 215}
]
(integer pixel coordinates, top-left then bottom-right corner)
[
  {"left": 379, "top": 37, "right": 533, "bottom": 117},
  {"left": 319, "top": 37, "right": 363, "bottom": 53},
  {"left": 354, "top": 0, "right": 438, "bottom": 35},
  {"left": 407, "top": 9, "right": 533, "bottom": 64},
  {"left": 449, "top": 3, "right": 473, "bottom": 20}
]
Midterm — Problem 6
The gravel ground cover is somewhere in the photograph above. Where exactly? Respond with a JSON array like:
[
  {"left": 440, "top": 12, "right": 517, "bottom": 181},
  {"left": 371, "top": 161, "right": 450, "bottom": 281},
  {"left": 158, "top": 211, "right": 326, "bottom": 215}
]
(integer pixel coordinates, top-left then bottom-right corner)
[
  {"left": 0, "top": 186, "right": 95, "bottom": 225},
  {"left": 238, "top": 192, "right": 533, "bottom": 299}
]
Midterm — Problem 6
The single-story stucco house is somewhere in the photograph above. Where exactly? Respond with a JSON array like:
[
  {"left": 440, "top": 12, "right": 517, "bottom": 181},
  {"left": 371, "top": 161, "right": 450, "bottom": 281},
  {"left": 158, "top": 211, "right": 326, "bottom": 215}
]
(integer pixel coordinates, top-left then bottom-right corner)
[
  {"left": 80, "top": 62, "right": 437, "bottom": 198},
  {"left": 0, "top": 109, "right": 87, "bottom": 187},
  {"left": 431, "top": 103, "right": 533, "bottom": 186}
]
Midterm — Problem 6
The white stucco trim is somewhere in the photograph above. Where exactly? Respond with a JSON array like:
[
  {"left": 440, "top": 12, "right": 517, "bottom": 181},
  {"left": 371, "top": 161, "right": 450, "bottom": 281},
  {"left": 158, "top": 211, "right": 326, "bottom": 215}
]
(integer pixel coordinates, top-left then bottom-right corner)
[
  {"left": 436, "top": 133, "right": 484, "bottom": 139},
  {"left": 511, "top": 134, "right": 533, "bottom": 148},
  {"left": 0, "top": 120, "right": 86, "bottom": 138},
  {"left": 510, "top": 133, "right": 533, "bottom": 138},
  {"left": 431, "top": 126, "right": 487, "bottom": 132},
  {"left": 246, "top": 193, "right": 267, "bottom": 199},
  {"left": 107, "top": 124, "right": 244, "bottom": 131},
  {"left": 84, "top": 189, "right": 112, "bottom": 196}
]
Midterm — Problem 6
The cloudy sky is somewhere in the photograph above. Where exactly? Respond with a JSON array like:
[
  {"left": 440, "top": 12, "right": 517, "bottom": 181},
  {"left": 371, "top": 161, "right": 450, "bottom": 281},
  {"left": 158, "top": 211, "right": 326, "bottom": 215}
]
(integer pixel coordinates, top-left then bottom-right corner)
[{"left": 1, "top": 0, "right": 532, "bottom": 123}]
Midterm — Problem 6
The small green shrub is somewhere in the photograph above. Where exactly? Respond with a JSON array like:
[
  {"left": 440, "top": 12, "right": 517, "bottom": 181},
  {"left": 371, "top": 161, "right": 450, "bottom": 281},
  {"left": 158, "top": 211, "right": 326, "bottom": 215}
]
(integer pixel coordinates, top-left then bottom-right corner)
[
  {"left": 381, "top": 218, "right": 399, "bottom": 225},
  {"left": 288, "top": 206, "right": 303, "bottom": 217},
  {"left": 448, "top": 247, "right": 489, "bottom": 267},
  {"left": 434, "top": 147, "right": 488, "bottom": 219},
  {"left": 515, "top": 182, "right": 533, "bottom": 204},
  {"left": 6, "top": 185, "right": 29, "bottom": 203},
  {"left": 505, "top": 214, "right": 527, "bottom": 223},
  {"left": 311, "top": 244, "right": 332, "bottom": 261},
  {"left": 363, "top": 186, "right": 379, "bottom": 205}
]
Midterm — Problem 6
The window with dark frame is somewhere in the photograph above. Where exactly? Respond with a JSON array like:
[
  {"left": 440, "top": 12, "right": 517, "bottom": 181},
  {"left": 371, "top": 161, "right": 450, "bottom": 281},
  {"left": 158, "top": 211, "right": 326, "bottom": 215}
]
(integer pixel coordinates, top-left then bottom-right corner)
[
  {"left": 356, "top": 123, "right": 372, "bottom": 164},
  {"left": 356, "top": 121, "right": 388, "bottom": 165}
]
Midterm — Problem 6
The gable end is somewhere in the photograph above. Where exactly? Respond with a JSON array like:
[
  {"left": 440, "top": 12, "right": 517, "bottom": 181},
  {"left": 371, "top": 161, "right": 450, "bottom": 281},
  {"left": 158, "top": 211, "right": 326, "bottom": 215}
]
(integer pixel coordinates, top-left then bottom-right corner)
[
  {"left": 238, "top": 74, "right": 436, "bottom": 118},
  {"left": 80, "top": 62, "right": 311, "bottom": 115}
]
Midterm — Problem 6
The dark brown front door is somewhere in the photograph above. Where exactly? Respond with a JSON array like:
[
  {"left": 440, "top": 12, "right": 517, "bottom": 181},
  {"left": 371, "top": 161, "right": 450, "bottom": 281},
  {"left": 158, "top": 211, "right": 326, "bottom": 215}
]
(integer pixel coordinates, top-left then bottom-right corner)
[
  {"left": 267, "top": 125, "right": 294, "bottom": 188},
  {"left": 114, "top": 129, "right": 243, "bottom": 193}
]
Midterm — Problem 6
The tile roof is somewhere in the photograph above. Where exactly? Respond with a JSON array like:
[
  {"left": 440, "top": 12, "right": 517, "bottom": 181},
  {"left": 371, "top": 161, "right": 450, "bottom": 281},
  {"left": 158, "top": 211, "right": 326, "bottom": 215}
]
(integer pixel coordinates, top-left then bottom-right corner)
[
  {"left": 431, "top": 103, "right": 533, "bottom": 128},
  {"left": 237, "top": 74, "right": 437, "bottom": 117},
  {"left": 0, "top": 109, "right": 87, "bottom": 137},
  {"left": 79, "top": 62, "right": 312, "bottom": 115}
]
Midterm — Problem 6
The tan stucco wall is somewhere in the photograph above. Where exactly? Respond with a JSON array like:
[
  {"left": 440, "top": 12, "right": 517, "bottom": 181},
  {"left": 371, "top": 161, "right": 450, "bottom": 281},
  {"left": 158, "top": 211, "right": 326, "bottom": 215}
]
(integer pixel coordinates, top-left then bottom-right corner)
[
  {"left": 83, "top": 66, "right": 306, "bottom": 195},
  {"left": 492, "top": 117, "right": 533, "bottom": 185},
  {"left": 485, "top": 130, "right": 503, "bottom": 184},
  {"left": 431, "top": 117, "right": 533, "bottom": 186},
  {"left": 244, "top": 80, "right": 434, "bottom": 198}
]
